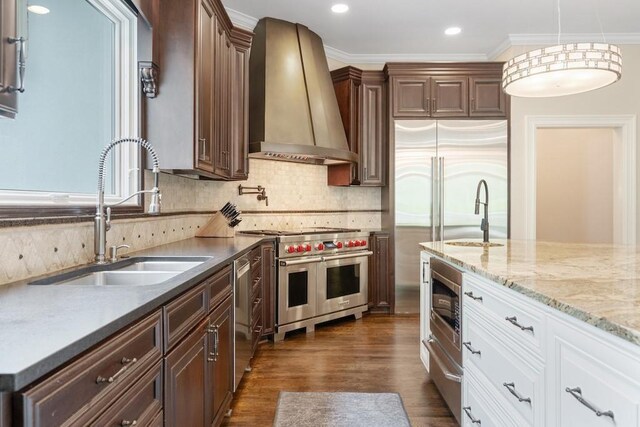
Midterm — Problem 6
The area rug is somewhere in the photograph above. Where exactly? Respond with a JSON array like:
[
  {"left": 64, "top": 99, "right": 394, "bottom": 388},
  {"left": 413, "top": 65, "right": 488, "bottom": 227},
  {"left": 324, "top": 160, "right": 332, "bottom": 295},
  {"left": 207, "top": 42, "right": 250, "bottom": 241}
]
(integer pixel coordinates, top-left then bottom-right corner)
[{"left": 273, "top": 391, "right": 411, "bottom": 427}]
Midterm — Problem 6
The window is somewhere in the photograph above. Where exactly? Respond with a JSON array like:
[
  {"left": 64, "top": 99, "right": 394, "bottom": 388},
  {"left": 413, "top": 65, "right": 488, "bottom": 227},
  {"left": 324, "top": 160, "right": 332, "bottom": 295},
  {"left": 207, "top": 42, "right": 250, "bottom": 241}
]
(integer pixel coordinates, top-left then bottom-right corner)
[{"left": 0, "top": 0, "right": 139, "bottom": 208}]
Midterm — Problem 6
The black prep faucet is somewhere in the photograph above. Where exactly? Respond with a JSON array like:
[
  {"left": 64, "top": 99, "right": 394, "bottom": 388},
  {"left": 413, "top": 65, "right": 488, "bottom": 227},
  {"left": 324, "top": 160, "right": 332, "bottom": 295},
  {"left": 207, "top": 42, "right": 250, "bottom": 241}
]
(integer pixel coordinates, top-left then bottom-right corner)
[{"left": 474, "top": 179, "right": 489, "bottom": 243}]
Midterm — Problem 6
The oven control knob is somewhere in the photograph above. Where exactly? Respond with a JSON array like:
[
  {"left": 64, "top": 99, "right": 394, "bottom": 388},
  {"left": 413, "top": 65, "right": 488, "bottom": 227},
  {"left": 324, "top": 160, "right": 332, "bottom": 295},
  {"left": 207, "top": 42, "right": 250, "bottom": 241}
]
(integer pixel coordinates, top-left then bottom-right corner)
[
  {"left": 296, "top": 245, "right": 304, "bottom": 253},
  {"left": 286, "top": 246, "right": 295, "bottom": 254},
  {"left": 305, "top": 244, "right": 312, "bottom": 252},
  {"left": 336, "top": 241, "right": 343, "bottom": 249},
  {"left": 315, "top": 243, "right": 325, "bottom": 251},
  {"left": 354, "top": 240, "right": 361, "bottom": 247},
  {"left": 360, "top": 240, "right": 367, "bottom": 246},
  {"left": 347, "top": 240, "right": 354, "bottom": 248}
]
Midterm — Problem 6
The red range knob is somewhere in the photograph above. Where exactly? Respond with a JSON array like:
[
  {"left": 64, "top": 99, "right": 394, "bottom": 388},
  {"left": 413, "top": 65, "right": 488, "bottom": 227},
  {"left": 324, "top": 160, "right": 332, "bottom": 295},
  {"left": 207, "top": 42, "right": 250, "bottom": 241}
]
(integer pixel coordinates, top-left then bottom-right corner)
[
  {"left": 336, "top": 242, "right": 343, "bottom": 249},
  {"left": 360, "top": 240, "right": 367, "bottom": 246},
  {"left": 296, "top": 245, "right": 304, "bottom": 253},
  {"left": 305, "top": 244, "right": 312, "bottom": 252},
  {"left": 316, "top": 243, "right": 325, "bottom": 251},
  {"left": 287, "top": 246, "right": 295, "bottom": 254},
  {"left": 354, "top": 240, "right": 361, "bottom": 247},
  {"left": 347, "top": 241, "right": 355, "bottom": 248}
]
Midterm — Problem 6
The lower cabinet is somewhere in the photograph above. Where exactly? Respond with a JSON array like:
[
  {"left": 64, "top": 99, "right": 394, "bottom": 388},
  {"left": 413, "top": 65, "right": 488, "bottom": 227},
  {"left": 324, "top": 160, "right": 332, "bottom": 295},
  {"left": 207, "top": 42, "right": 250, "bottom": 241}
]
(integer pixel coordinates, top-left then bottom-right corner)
[
  {"left": 208, "top": 296, "right": 233, "bottom": 426},
  {"left": 368, "top": 232, "right": 393, "bottom": 313},
  {"left": 261, "top": 242, "right": 276, "bottom": 337},
  {"left": 459, "top": 265, "right": 640, "bottom": 427}
]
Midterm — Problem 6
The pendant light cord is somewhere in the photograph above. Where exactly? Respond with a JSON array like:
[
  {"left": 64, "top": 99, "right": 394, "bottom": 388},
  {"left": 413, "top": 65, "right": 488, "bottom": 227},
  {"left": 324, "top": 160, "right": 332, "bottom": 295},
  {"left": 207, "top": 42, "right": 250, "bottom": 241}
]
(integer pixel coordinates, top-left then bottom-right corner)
[
  {"left": 593, "top": 0, "right": 607, "bottom": 43},
  {"left": 557, "top": 0, "right": 562, "bottom": 45}
]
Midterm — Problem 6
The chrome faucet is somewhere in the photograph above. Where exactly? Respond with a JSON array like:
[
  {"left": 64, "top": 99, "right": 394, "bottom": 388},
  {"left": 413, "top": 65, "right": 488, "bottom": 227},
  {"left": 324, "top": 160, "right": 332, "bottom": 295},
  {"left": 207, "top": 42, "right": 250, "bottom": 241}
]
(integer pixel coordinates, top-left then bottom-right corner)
[
  {"left": 95, "top": 137, "right": 162, "bottom": 264},
  {"left": 474, "top": 179, "right": 490, "bottom": 243}
]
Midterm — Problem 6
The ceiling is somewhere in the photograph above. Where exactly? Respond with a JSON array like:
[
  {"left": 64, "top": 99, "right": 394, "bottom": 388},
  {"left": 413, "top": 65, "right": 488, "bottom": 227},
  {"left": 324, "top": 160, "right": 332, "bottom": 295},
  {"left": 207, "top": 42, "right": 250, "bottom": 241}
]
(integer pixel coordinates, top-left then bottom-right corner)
[{"left": 221, "top": 0, "right": 640, "bottom": 62}]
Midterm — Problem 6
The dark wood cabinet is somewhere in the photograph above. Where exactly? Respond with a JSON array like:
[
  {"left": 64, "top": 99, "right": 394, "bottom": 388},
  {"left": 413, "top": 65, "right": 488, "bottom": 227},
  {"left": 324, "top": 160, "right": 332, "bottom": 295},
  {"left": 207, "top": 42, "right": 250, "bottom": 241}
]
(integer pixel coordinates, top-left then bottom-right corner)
[
  {"left": 149, "top": 0, "right": 252, "bottom": 180},
  {"left": 261, "top": 242, "right": 276, "bottom": 337},
  {"left": 431, "top": 77, "right": 468, "bottom": 117},
  {"left": 368, "top": 232, "right": 393, "bottom": 313},
  {"left": 208, "top": 295, "right": 233, "bottom": 427},
  {"left": 0, "top": 0, "right": 18, "bottom": 119},
  {"left": 469, "top": 77, "right": 508, "bottom": 117},
  {"left": 328, "top": 67, "right": 386, "bottom": 187},
  {"left": 386, "top": 63, "right": 508, "bottom": 119}
]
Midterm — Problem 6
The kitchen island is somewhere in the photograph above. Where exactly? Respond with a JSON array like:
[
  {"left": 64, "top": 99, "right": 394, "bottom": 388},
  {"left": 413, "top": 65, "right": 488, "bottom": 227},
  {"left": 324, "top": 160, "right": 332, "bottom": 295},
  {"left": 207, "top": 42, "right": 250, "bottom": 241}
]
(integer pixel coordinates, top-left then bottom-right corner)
[{"left": 420, "top": 239, "right": 640, "bottom": 426}]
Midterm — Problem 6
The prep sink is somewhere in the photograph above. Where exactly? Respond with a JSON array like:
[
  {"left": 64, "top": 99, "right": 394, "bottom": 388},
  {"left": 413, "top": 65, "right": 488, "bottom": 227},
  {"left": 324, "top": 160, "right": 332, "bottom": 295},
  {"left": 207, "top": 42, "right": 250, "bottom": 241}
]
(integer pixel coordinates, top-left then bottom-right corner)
[{"left": 28, "top": 256, "right": 212, "bottom": 287}]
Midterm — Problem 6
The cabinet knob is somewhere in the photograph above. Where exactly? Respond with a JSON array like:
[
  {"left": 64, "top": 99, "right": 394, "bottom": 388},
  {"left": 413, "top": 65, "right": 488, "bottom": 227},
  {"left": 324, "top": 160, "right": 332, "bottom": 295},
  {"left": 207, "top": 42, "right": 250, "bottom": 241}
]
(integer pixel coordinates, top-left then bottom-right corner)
[{"left": 120, "top": 420, "right": 137, "bottom": 426}]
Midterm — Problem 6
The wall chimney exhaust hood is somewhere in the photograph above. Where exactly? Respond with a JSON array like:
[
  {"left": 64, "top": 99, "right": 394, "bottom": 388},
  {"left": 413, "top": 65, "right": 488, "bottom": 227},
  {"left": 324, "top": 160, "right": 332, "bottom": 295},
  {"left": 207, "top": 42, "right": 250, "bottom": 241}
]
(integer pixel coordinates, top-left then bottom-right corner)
[{"left": 248, "top": 18, "right": 357, "bottom": 165}]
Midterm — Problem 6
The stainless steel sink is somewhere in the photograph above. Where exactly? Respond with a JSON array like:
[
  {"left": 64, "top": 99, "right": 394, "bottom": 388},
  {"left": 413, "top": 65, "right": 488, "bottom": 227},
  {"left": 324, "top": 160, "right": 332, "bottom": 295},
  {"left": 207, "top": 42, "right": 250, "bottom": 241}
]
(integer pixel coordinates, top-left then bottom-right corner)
[
  {"left": 56, "top": 271, "right": 181, "bottom": 287},
  {"left": 118, "top": 261, "right": 204, "bottom": 272},
  {"left": 28, "top": 256, "right": 212, "bottom": 286},
  {"left": 445, "top": 241, "right": 504, "bottom": 248}
]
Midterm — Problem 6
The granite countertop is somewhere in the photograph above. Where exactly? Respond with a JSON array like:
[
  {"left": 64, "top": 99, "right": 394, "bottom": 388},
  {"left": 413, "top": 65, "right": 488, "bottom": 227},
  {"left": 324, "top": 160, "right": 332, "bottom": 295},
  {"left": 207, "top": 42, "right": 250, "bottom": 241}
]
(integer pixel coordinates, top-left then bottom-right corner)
[
  {"left": 0, "top": 236, "right": 272, "bottom": 392},
  {"left": 420, "top": 239, "right": 640, "bottom": 347}
]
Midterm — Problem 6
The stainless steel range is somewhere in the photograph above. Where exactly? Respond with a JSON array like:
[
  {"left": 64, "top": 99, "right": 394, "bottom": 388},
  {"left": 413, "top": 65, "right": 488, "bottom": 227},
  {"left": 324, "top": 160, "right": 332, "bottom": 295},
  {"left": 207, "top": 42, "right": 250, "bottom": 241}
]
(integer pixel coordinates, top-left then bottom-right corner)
[{"left": 241, "top": 228, "right": 372, "bottom": 341}]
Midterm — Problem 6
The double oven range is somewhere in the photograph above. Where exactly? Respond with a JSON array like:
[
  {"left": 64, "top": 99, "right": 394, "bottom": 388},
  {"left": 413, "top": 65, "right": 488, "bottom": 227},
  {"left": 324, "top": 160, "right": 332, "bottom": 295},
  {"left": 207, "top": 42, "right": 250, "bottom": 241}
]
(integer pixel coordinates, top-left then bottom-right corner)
[{"left": 241, "top": 228, "right": 372, "bottom": 341}]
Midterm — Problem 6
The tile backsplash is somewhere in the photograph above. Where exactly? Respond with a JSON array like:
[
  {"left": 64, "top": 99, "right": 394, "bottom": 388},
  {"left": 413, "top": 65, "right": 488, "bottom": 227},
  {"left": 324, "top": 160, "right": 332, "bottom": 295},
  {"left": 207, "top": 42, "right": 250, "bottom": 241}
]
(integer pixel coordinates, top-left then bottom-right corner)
[{"left": 0, "top": 159, "right": 381, "bottom": 285}]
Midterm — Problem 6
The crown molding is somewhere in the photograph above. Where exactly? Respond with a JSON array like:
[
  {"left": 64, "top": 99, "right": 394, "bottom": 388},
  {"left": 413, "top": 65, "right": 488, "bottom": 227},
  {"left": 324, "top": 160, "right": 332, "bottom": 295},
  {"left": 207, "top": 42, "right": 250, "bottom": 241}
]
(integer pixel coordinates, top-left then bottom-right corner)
[
  {"left": 226, "top": 8, "right": 258, "bottom": 31},
  {"left": 323, "top": 45, "right": 488, "bottom": 65}
]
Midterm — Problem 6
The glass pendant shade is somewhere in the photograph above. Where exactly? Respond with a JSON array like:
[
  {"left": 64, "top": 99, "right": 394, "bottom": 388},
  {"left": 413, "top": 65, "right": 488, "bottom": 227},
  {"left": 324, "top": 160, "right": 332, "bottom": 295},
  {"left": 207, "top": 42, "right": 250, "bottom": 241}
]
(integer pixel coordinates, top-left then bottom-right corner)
[{"left": 502, "top": 43, "right": 622, "bottom": 97}]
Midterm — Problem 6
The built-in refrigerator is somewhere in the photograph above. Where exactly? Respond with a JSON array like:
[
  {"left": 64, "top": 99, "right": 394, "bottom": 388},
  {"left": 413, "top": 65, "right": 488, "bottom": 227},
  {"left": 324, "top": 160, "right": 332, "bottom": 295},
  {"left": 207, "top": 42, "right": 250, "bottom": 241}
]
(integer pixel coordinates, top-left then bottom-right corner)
[{"left": 395, "top": 119, "right": 509, "bottom": 242}]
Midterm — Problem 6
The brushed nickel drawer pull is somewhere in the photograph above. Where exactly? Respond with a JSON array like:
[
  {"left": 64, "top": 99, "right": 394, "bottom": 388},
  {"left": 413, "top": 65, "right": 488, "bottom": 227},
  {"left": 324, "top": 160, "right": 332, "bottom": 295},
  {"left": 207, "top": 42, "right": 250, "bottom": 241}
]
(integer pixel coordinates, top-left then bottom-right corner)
[
  {"left": 464, "top": 291, "right": 483, "bottom": 302},
  {"left": 253, "top": 297, "right": 262, "bottom": 307},
  {"left": 207, "top": 352, "right": 216, "bottom": 363},
  {"left": 463, "top": 341, "right": 481, "bottom": 356},
  {"left": 96, "top": 357, "right": 137, "bottom": 384},
  {"left": 565, "top": 387, "right": 615, "bottom": 420},
  {"left": 503, "top": 382, "right": 532, "bottom": 404},
  {"left": 505, "top": 316, "right": 534, "bottom": 333},
  {"left": 463, "top": 407, "right": 481, "bottom": 425},
  {"left": 120, "top": 420, "right": 137, "bottom": 426}
]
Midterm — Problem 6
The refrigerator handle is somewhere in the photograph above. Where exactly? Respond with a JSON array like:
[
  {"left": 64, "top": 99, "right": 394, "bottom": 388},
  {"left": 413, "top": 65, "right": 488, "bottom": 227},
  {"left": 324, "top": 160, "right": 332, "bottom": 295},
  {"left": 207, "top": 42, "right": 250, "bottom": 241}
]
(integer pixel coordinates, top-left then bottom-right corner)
[
  {"left": 431, "top": 156, "right": 437, "bottom": 242},
  {"left": 439, "top": 157, "right": 445, "bottom": 241}
]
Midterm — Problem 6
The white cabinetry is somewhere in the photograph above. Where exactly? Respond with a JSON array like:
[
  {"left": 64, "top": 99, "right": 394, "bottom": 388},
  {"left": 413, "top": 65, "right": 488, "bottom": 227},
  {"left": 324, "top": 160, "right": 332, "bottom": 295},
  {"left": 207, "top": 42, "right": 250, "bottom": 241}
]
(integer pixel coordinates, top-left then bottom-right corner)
[
  {"left": 419, "top": 251, "right": 431, "bottom": 371},
  {"left": 456, "top": 265, "right": 640, "bottom": 427}
]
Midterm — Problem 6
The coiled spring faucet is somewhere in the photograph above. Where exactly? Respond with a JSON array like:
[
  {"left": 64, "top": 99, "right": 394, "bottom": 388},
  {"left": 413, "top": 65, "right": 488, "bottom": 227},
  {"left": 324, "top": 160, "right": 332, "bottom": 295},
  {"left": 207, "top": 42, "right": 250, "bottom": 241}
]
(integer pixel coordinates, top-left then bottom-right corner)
[{"left": 95, "top": 137, "right": 162, "bottom": 264}]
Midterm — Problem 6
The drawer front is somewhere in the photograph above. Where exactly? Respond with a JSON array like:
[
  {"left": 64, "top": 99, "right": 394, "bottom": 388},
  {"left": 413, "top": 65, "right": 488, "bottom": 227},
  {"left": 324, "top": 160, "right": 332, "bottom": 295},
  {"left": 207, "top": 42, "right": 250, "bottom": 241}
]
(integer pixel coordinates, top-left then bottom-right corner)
[
  {"left": 20, "top": 311, "right": 162, "bottom": 427},
  {"left": 250, "top": 246, "right": 262, "bottom": 269},
  {"left": 207, "top": 265, "right": 232, "bottom": 310},
  {"left": 89, "top": 362, "right": 163, "bottom": 427},
  {"left": 548, "top": 316, "right": 640, "bottom": 427},
  {"left": 464, "top": 274, "right": 545, "bottom": 358},
  {"left": 251, "top": 313, "right": 263, "bottom": 354},
  {"left": 251, "top": 285, "right": 263, "bottom": 327},
  {"left": 251, "top": 274, "right": 262, "bottom": 298},
  {"left": 164, "top": 282, "right": 208, "bottom": 351},
  {"left": 464, "top": 365, "right": 530, "bottom": 427},
  {"left": 464, "top": 312, "right": 543, "bottom": 425}
]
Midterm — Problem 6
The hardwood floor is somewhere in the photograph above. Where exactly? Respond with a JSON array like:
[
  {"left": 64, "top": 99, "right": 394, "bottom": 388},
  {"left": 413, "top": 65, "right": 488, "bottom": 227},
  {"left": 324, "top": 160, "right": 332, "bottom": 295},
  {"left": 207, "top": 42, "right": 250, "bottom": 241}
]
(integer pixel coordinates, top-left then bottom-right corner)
[{"left": 222, "top": 314, "right": 456, "bottom": 426}]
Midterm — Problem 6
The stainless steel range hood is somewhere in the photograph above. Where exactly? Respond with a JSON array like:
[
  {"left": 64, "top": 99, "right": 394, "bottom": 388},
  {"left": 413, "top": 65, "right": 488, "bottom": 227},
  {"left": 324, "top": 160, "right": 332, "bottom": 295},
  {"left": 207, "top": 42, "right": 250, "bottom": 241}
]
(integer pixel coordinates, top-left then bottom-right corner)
[{"left": 248, "top": 18, "right": 357, "bottom": 165}]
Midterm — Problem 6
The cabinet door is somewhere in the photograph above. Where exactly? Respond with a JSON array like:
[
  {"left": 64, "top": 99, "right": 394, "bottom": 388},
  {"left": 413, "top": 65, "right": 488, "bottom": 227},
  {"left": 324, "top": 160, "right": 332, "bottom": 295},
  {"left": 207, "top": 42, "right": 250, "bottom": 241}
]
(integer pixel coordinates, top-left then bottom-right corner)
[
  {"left": 368, "top": 233, "right": 392, "bottom": 313},
  {"left": 164, "top": 319, "right": 208, "bottom": 427},
  {"left": 208, "top": 296, "right": 234, "bottom": 426},
  {"left": 469, "top": 77, "right": 508, "bottom": 117},
  {"left": 0, "top": 0, "right": 18, "bottom": 118},
  {"left": 392, "top": 77, "right": 430, "bottom": 118},
  {"left": 213, "top": 23, "right": 231, "bottom": 177},
  {"left": 261, "top": 243, "right": 276, "bottom": 336},
  {"left": 360, "top": 81, "right": 385, "bottom": 186},
  {"left": 195, "top": 0, "right": 214, "bottom": 172},
  {"left": 229, "top": 44, "right": 249, "bottom": 180},
  {"left": 432, "top": 77, "right": 468, "bottom": 117}
]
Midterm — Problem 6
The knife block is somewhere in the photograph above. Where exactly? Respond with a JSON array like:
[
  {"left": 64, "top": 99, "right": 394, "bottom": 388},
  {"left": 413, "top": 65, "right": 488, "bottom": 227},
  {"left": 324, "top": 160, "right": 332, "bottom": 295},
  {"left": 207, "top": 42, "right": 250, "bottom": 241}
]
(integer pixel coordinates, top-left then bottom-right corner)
[{"left": 196, "top": 211, "right": 235, "bottom": 238}]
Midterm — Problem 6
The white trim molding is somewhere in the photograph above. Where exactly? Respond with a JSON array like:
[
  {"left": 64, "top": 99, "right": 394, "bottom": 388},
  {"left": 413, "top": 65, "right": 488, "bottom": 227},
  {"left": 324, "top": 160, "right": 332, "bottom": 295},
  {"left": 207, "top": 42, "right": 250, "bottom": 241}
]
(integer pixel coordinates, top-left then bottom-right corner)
[
  {"left": 524, "top": 115, "right": 637, "bottom": 246},
  {"left": 225, "top": 8, "right": 258, "bottom": 31}
]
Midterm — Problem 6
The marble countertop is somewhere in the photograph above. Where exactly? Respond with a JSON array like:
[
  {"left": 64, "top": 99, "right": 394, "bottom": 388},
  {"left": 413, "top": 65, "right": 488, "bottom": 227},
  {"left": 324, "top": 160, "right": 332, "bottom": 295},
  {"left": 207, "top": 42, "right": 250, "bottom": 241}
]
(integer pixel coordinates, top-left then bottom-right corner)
[
  {"left": 0, "top": 236, "right": 271, "bottom": 392},
  {"left": 420, "top": 239, "right": 640, "bottom": 347}
]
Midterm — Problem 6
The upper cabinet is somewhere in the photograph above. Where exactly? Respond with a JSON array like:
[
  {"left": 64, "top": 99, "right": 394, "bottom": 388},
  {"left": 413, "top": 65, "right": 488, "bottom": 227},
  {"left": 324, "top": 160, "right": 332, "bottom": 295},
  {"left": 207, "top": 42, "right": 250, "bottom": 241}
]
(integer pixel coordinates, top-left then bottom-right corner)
[
  {"left": 148, "top": 0, "right": 252, "bottom": 180},
  {"left": 386, "top": 63, "right": 509, "bottom": 120},
  {"left": 0, "top": 0, "right": 19, "bottom": 119},
  {"left": 328, "top": 67, "right": 386, "bottom": 187}
]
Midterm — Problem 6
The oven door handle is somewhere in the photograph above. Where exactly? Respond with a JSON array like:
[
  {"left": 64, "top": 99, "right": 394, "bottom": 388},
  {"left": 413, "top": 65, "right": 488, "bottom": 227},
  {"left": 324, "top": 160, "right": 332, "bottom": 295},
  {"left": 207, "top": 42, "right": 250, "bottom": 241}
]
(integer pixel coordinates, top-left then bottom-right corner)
[
  {"left": 321, "top": 251, "right": 373, "bottom": 262},
  {"left": 279, "top": 257, "right": 323, "bottom": 266},
  {"left": 425, "top": 336, "right": 462, "bottom": 383}
]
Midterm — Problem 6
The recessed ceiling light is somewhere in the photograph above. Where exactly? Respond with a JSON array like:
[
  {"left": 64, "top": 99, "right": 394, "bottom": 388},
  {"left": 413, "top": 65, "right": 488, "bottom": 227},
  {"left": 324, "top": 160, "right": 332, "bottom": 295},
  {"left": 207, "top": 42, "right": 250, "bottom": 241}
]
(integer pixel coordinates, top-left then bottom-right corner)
[
  {"left": 27, "top": 5, "right": 50, "bottom": 14},
  {"left": 331, "top": 4, "right": 349, "bottom": 13},
  {"left": 444, "top": 27, "right": 461, "bottom": 36}
]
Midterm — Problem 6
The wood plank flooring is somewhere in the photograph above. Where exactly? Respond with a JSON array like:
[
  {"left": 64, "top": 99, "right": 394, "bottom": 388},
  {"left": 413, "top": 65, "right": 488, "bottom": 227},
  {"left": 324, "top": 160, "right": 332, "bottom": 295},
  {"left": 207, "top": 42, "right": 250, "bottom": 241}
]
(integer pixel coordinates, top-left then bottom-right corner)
[{"left": 222, "top": 314, "right": 456, "bottom": 426}]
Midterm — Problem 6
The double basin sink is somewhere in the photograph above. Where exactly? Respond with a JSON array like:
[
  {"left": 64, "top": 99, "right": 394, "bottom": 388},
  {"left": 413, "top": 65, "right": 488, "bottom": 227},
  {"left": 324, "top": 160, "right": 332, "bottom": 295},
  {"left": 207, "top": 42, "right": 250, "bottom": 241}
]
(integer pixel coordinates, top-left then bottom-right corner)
[{"left": 29, "top": 257, "right": 212, "bottom": 287}]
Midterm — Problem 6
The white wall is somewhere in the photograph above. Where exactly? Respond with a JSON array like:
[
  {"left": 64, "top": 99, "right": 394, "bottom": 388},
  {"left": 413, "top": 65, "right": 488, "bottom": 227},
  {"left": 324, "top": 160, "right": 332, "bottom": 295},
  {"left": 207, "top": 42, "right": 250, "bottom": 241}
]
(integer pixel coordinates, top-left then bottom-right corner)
[
  {"left": 497, "top": 44, "right": 640, "bottom": 244},
  {"left": 536, "top": 128, "right": 614, "bottom": 244}
]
